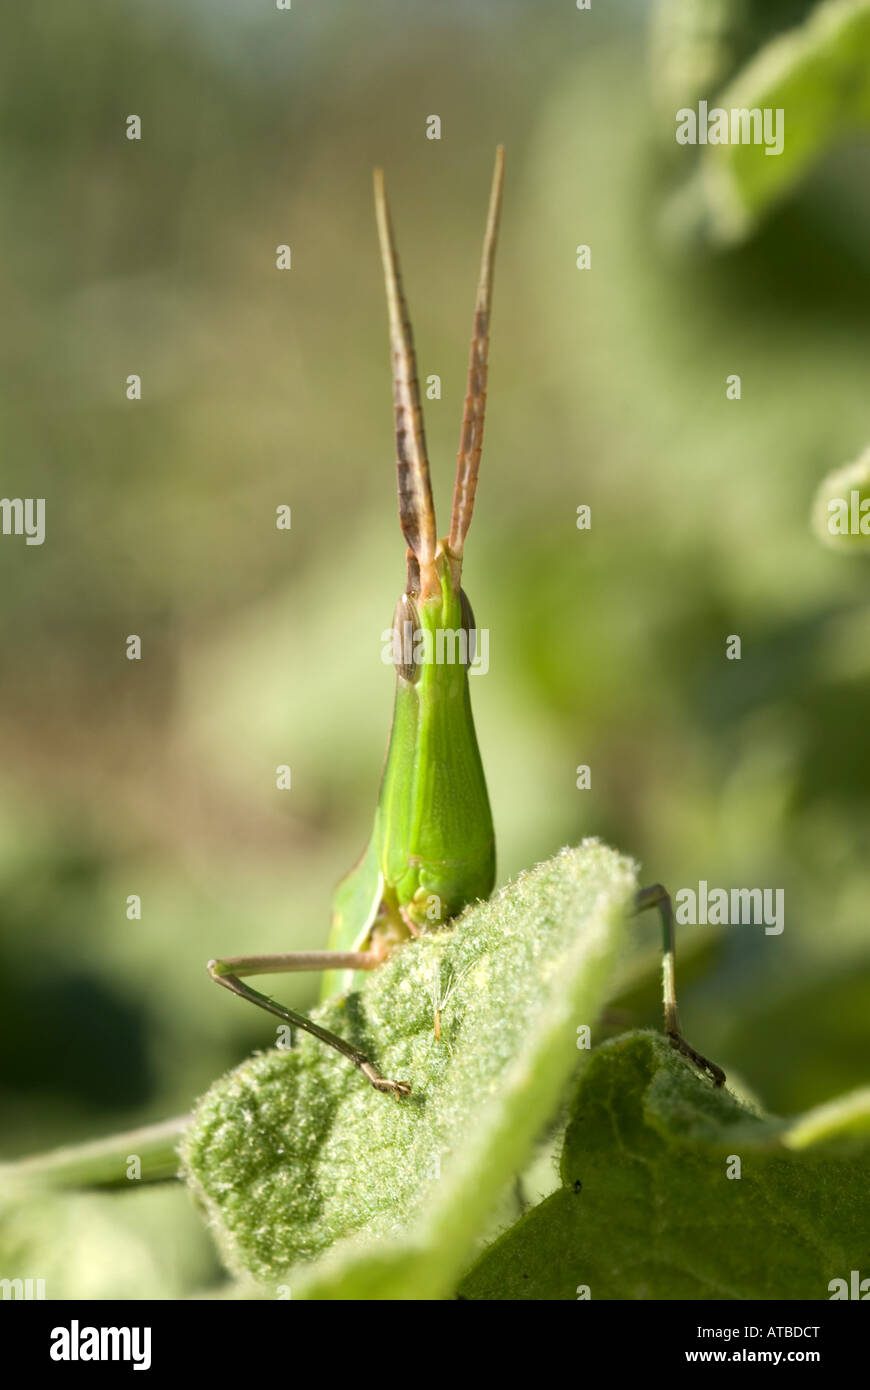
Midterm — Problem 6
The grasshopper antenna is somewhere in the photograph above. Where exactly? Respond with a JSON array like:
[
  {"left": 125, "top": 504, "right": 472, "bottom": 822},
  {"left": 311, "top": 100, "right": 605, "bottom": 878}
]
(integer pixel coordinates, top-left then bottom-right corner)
[
  {"left": 374, "top": 167, "right": 438, "bottom": 598},
  {"left": 448, "top": 145, "right": 505, "bottom": 564}
]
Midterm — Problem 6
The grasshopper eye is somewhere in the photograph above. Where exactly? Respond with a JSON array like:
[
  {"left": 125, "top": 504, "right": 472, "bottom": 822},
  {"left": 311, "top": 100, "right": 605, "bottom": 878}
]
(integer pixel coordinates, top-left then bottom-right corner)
[
  {"left": 460, "top": 588, "right": 477, "bottom": 666},
  {"left": 392, "top": 593, "right": 420, "bottom": 682}
]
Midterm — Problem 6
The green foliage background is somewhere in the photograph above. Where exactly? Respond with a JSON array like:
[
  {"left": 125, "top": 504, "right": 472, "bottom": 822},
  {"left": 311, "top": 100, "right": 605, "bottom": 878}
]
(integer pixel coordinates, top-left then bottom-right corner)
[{"left": 1, "top": 0, "right": 870, "bottom": 1296}]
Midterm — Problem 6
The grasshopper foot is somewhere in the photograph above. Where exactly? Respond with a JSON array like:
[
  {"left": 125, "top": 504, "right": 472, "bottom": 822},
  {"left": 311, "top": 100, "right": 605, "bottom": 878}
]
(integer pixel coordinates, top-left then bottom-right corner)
[
  {"left": 668, "top": 1030, "right": 726, "bottom": 1088},
  {"left": 360, "top": 1062, "right": 412, "bottom": 1097}
]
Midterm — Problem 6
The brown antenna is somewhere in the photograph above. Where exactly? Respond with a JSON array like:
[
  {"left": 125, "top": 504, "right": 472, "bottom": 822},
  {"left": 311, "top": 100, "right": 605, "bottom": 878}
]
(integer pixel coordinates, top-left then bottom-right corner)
[
  {"left": 448, "top": 146, "right": 505, "bottom": 559},
  {"left": 373, "top": 167, "right": 438, "bottom": 593}
]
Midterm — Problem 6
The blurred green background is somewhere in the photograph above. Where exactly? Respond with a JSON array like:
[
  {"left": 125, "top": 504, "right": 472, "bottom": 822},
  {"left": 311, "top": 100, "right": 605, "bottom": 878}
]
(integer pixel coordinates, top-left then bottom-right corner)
[{"left": 1, "top": 0, "right": 869, "bottom": 1291}]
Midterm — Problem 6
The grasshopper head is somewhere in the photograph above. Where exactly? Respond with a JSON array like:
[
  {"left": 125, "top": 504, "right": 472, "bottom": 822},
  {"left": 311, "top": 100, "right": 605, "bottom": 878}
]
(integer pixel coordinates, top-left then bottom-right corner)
[{"left": 390, "top": 544, "right": 477, "bottom": 683}]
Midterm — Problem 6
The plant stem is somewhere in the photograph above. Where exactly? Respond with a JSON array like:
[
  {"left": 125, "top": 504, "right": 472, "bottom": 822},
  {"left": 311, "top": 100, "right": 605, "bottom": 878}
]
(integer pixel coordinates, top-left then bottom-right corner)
[{"left": 0, "top": 1114, "right": 190, "bottom": 1189}]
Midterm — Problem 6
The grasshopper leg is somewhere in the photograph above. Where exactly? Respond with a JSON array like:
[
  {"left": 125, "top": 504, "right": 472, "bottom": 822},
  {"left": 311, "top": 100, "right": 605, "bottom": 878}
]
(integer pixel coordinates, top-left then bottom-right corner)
[
  {"left": 208, "top": 951, "right": 411, "bottom": 1097},
  {"left": 633, "top": 884, "right": 726, "bottom": 1088}
]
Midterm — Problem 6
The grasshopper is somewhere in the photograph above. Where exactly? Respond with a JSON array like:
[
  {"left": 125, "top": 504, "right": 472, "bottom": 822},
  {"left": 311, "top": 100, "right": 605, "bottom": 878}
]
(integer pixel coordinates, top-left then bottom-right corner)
[{"left": 208, "top": 149, "right": 725, "bottom": 1096}]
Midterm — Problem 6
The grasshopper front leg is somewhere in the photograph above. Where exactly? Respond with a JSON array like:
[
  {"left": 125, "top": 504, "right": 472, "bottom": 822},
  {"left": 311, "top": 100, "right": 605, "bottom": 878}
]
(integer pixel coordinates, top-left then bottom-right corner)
[
  {"left": 634, "top": 884, "right": 726, "bottom": 1088},
  {"left": 208, "top": 951, "right": 411, "bottom": 1096}
]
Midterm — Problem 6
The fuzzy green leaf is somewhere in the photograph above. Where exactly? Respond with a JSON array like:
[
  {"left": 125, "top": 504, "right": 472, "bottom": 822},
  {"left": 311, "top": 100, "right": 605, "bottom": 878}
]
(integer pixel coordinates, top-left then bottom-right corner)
[
  {"left": 459, "top": 1031, "right": 870, "bottom": 1300},
  {"left": 181, "top": 841, "right": 637, "bottom": 1299}
]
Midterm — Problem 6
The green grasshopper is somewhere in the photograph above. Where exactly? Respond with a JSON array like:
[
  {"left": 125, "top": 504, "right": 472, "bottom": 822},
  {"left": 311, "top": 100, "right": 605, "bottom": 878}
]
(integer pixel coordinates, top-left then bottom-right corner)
[{"left": 208, "top": 149, "right": 725, "bottom": 1096}]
